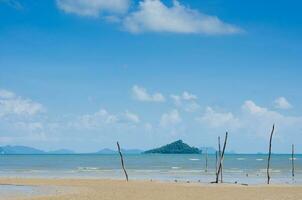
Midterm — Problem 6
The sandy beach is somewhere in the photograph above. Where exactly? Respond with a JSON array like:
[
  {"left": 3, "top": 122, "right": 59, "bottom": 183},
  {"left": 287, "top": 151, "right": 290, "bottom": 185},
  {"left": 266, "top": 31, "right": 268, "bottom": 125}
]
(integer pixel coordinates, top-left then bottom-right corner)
[{"left": 1, "top": 178, "right": 302, "bottom": 200}]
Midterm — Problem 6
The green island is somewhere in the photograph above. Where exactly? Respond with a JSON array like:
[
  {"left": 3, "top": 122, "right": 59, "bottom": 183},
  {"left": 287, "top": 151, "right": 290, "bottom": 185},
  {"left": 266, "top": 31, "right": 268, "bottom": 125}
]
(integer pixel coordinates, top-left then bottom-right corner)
[{"left": 144, "top": 140, "right": 201, "bottom": 154}]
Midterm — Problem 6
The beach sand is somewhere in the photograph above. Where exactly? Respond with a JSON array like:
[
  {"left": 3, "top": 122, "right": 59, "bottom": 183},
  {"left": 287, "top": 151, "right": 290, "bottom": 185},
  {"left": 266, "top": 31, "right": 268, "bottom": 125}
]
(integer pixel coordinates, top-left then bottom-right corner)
[{"left": 1, "top": 178, "right": 302, "bottom": 200}]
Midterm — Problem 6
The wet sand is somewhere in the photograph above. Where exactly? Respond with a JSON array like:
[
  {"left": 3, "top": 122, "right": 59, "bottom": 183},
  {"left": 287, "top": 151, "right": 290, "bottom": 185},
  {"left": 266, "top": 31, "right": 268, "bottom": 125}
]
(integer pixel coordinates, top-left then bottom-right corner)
[{"left": 1, "top": 178, "right": 302, "bottom": 200}]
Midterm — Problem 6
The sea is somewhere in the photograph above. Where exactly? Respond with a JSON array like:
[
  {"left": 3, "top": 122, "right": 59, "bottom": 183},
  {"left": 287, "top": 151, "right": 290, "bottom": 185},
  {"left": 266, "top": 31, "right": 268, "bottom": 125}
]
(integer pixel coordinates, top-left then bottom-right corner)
[{"left": 0, "top": 154, "right": 301, "bottom": 185}]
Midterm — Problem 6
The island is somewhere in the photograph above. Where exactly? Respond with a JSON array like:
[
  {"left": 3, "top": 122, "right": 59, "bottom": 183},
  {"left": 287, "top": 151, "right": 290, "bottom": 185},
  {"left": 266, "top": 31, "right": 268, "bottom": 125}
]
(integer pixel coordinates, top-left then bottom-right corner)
[{"left": 144, "top": 140, "right": 201, "bottom": 154}]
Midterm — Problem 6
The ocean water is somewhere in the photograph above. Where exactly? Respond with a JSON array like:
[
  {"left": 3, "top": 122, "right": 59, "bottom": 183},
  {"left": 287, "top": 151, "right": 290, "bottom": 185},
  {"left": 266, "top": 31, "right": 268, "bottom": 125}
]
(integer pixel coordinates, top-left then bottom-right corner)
[{"left": 0, "top": 154, "right": 301, "bottom": 185}]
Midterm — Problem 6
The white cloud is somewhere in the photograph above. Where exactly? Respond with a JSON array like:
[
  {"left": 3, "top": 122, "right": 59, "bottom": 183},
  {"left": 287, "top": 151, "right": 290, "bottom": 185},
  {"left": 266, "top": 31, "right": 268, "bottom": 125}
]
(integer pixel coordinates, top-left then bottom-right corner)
[
  {"left": 72, "top": 109, "right": 141, "bottom": 129},
  {"left": 170, "top": 91, "right": 200, "bottom": 112},
  {"left": 0, "top": 89, "right": 44, "bottom": 117},
  {"left": 132, "top": 85, "right": 165, "bottom": 102},
  {"left": 74, "top": 109, "right": 118, "bottom": 129},
  {"left": 197, "top": 106, "right": 240, "bottom": 129},
  {"left": 242, "top": 100, "right": 269, "bottom": 115},
  {"left": 182, "top": 91, "right": 197, "bottom": 100},
  {"left": 241, "top": 100, "right": 298, "bottom": 125},
  {"left": 0, "top": 89, "right": 16, "bottom": 99},
  {"left": 198, "top": 100, "right": 302, "bottom": 139},
  {"left": 240, "top": 100, "right": 302, "bottom": 138},
  {"left": 123, "top": 0, "right": 242, "bottom": 34},
  {"left": 274, "top": 97, "right": 292, "bottom": 110},
  {"left": 122, "top": 111, "right": 140, "bottom": 123},
  {"left": 160, "top": 109, "right": 181, "bottom": 127},
  {"left": 56, "top": 0, "right": 130, "bottom": 17}
]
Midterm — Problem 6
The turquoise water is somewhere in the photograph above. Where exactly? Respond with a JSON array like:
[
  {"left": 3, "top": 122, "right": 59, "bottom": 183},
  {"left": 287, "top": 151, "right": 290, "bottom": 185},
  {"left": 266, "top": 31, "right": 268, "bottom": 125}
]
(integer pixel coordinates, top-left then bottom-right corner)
[{"left": 0, "top": 154, "right": 301, "bottom": 184}]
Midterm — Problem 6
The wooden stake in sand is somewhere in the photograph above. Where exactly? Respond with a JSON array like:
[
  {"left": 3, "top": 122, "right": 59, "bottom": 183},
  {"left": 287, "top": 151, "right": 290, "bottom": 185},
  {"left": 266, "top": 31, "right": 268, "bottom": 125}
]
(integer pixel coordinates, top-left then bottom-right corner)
[
  {"left": 205, "top": 148, "right": 208, "bottom": 173},
  {"left": 117, "top": 142, "right": 129, "bottom": 182},
  {"left": 267, "top": 124, "right": 275, "bottom": 184},
  {"left": 292, "top": 144, "right": 295, "bottom": 180},
  {"left": 218, "top": 136, "right": 223, "bottom": 183},
  {"left": 216, "top": 132, "right": 228, "bottom": 183},
  {"left": 215, "top": 151, "right": 218, "bottom": 175}
]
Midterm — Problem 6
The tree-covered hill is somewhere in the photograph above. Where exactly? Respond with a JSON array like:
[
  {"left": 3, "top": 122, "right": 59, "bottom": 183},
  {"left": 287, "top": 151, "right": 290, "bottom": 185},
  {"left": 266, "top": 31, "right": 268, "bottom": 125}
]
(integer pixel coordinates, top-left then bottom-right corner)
[{"left": 144, "top": 140, "right": 201, "bottom": 154}]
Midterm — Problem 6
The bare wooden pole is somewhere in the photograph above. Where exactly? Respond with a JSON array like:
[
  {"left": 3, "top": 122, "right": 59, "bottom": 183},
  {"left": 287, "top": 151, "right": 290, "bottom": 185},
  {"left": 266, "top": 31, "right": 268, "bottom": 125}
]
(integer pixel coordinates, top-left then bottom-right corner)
[
  {"left": 117, "top": 142, "right": 128, "bottom": 182},
  {"left": 218, "top": 136, "right": 223, "bottom": 183},
  {"left": 216, "top": 132, "right": 228, "bottom": 183},
  {"left": 205, "top": 148, "right": 208, "bottom": 173},
  {"left": 292, "top": 144, "right": 295, "bottom": 180},
  {"left": 215, "top": 151, "right": 218, "bottom": 176},
  {"left": 267, "top": 124, "right": 275, "bottom": 184}
]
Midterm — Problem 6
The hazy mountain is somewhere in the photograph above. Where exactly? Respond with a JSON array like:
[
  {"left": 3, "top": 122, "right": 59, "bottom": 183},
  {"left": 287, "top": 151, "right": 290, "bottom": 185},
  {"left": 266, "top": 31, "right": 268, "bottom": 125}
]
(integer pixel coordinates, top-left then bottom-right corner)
[
  {"left": 144, "top": 140, "right": 201, "bottom": 154},
  {"left": 95, "top": 148, "right": 117, "bottom": 154},
  {"left": 0, "top": 145, "right": 45, "bottom": 154},
  {"left": 0, "top": 146, "right": 76, "bottom": 155},
  {"left": 47, "top": 149, "right": 75, "bottom": 154}
]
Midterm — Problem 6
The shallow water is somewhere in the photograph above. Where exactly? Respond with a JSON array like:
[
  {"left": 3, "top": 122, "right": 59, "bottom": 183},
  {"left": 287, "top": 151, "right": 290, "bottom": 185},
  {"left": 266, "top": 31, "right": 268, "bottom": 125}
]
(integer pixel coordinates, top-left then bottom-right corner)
[{"left": 0, "top": 154, "right": 301, "bottom": 185}]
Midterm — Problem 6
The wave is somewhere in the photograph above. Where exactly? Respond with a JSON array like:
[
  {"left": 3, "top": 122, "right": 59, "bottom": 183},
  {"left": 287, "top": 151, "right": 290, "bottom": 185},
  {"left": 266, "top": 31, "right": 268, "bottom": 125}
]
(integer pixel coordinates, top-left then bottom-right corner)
[
  {"left": 189, "top": 158, "right": 200, "bottom": 161},
  {"left": 224, "top": 169, "right": 244, "bottom": 173},
  {"left": 171, "top": 167, "right": 181, "bottom": 169},
  {"left": 236, "top": 158, "right": 246, "bottom": 160},
  {"left": 259, "top": 169, "right": 281, "bottom": 173},
  {"left": 76, "top": 167, "right": 115, "bottom": 172}
]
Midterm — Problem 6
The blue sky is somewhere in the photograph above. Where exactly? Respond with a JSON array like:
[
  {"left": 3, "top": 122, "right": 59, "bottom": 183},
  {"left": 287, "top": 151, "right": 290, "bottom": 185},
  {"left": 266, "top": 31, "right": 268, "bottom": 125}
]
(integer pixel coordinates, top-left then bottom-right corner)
[{"left": 0, "top": 0, "right": 302, "bottom": 153}]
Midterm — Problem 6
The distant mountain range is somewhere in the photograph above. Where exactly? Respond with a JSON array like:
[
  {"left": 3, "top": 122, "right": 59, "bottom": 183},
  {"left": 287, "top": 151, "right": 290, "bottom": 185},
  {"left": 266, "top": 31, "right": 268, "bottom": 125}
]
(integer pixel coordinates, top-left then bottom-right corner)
[
  {"left": 0, "top": 146, "right": 75, "bottom": 155},
  {"left": 0, "top": 145, "right": 143, "bottom": 155},
  {"left": 0, "top": 146, "right": 45, "bottom": 154},
  {"left": 0, "top": 141, "right": 235, "bottom": 155}
]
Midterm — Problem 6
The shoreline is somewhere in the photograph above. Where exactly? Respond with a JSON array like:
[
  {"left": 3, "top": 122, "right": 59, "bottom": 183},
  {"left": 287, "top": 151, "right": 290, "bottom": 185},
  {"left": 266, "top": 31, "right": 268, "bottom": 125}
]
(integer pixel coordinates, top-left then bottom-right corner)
[{"left": 1, "top": 178, "right": 302, "bottom": 200}]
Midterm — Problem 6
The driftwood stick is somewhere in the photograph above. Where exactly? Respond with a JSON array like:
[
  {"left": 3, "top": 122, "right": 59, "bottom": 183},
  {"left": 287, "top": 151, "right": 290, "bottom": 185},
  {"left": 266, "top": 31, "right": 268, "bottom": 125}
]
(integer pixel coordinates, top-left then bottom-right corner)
[
  {"left": 218, "top": 136, "right": 223, "bottom": 183},
  {"left": 117, "top": 142, "right": 129, "bottom": 182},
  {"left": 215, "top": 151, "right": 218, "bottom": 175},
  {"left": 205, "top": 148, "right": 208, "bottom": 173},
  {"left": 292, "top": 144, "right": 295, "bottom": 180},
  {"left": 216, "top": 132, "right": 228, "bottom": 183},
  {"left": 267, "top": 124, "right": 275, "bottom": 184}
]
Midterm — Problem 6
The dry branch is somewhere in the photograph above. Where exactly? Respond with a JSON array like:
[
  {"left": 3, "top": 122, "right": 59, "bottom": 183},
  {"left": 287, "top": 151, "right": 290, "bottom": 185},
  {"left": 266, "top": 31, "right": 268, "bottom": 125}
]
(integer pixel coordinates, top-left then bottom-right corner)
[
  {"left": 117, "top": 141, "right": 129, "bottom": 182},
  {"left": 218, "top": 136, "right": 223, "bottom": 183},
  {"left": 205, "top": 148, "right": 208, "bottom": 173},
  {"left": 216, "top": 132, "right": 228, "bottom": 183},
  {"left": 215, "top": 151, "right": 218, "bottom": 175},
  {"left": 267, "top": 124, "right": 275, "bottom": 184},
  {"left": 292, "top": 144, "right": 295, "bottom": 180}
]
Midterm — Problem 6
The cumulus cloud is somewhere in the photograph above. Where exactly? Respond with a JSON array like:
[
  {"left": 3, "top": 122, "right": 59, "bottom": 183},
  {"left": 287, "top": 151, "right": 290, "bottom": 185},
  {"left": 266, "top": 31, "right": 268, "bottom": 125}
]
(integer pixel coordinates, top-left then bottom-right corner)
[
  {"left": 72, "top": 109, "right": 140, "bottom": 129},
  {"left": 56, "top": 0, "right": 130, "bottom": 17},
  {"left": 132, "top": 85, "right": 165, "bottom": 102},
  {"left": 196, "top": 106, "right": 240, "bottom": 129},
  {"left": 273, "top": 97, "right": 292, "bottom": 110},
  {"left": 122, "top": 111, "right": 140, "bottom": 123},
  {"left": 73, "top": 109, "right": 118, "bottom": 129},
  {"left": 241, "top": 100, "right": 302, "bottom": 137},
  {"left": 0, "top": 89, "right": 15, "bottom": 99},
  {"left": 0, "top": 89, "right": 44, "bottom": 117},
  {"left": 123, "top": 0, "right": 242, "bottom": 34},
  {"left": 160, "top": 109, "right": 181, "bottom": 127},
  {"left": 170, "top": 91, "right": 200, "bottom": 112},
  {"left": 198, "top": 100, "right": 302, "bottom": 139},
  {"left": 241, "top": 100, "right": 299, "bottom": 125}
]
